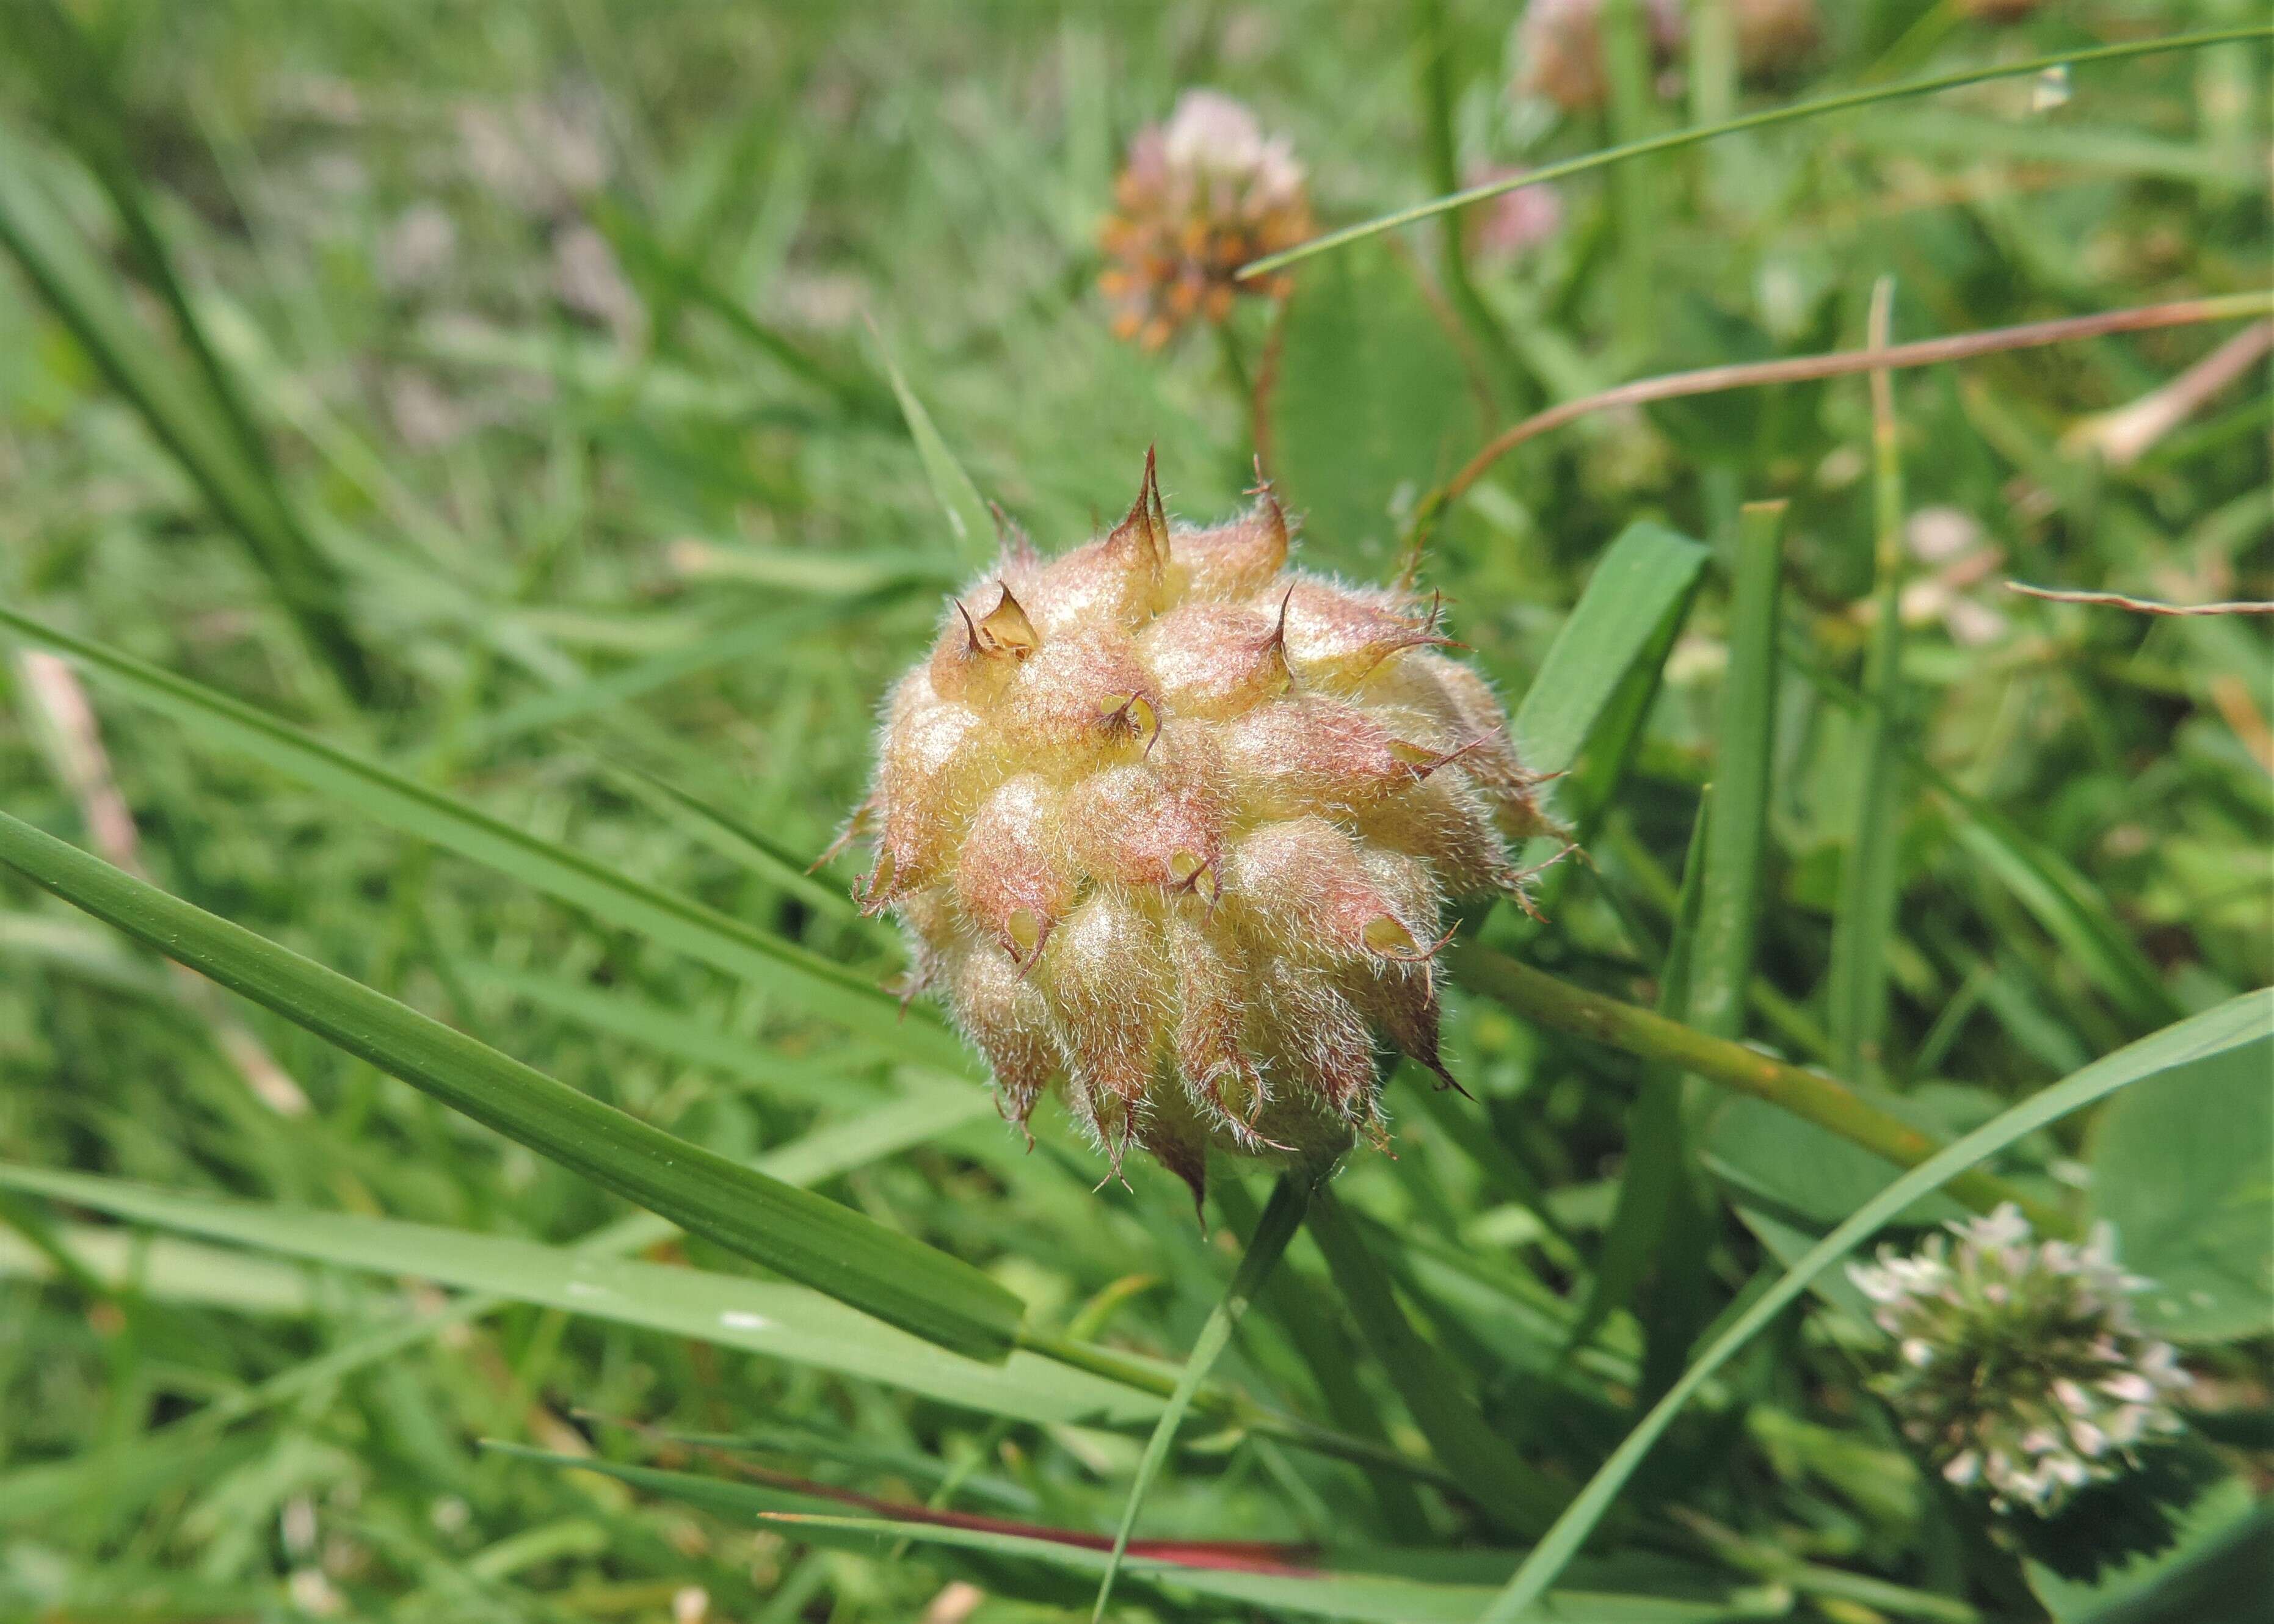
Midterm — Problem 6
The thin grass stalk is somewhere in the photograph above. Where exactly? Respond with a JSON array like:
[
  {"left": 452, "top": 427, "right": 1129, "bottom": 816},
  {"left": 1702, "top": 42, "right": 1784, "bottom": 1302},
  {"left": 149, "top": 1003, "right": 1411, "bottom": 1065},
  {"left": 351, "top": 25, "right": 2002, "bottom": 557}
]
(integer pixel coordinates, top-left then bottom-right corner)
[
  {"left": 1239, "top": 26, "right": 2274, "bottom": 278},
  {"left": 1407, "top": 291, "right": 2274, "bottom": 548},
  {"left": 1828, "top": 278, "right": 1909, "bottom": 1076},
  {"left": 1444, "top": 941, "right": 2068, "bottom": 1233}
]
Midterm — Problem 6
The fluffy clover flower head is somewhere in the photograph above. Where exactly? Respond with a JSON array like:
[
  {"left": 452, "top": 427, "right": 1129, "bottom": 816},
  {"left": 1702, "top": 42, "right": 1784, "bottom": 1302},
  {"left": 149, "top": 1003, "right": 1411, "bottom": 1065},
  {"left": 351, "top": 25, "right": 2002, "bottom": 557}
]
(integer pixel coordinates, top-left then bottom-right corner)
[
  {"left": 1099, "top": 92, "right": 1312, "bottom": 350},
  {"left": 1848, "top": 1203, "right": 2193, "bottom": 1516},
  {"left": 846, "top": 454, "right": 1561, "bottom": 1205}
]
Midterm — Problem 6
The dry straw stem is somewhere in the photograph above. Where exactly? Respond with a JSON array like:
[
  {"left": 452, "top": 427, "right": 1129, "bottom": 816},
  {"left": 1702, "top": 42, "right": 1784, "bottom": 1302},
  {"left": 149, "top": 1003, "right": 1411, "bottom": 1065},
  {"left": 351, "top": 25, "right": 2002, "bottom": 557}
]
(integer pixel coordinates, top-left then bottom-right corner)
[
  {"left": 1238, "top": 25, "right": 2274, "bottom": 280},
  {"left": 1445, "top": 941, "right": 2069, "bottom": 1234},
  {"left": 2003, "top": 583, "right": 2274, "bottom": 617},
  {"left": 12, "top": 650, "right": 310, "bottom": 1115},
  {"left": 1420, "top": 291, "right": 2274, "bottom": 534}
]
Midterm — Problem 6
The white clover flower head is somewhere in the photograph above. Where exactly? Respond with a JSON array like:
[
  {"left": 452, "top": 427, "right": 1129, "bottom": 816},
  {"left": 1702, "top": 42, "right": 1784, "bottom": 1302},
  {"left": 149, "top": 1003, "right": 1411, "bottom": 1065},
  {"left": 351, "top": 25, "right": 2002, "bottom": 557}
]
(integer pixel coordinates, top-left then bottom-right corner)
[{"left": 1845, "top": 1203, "right": 2193, "bottom": 1516}]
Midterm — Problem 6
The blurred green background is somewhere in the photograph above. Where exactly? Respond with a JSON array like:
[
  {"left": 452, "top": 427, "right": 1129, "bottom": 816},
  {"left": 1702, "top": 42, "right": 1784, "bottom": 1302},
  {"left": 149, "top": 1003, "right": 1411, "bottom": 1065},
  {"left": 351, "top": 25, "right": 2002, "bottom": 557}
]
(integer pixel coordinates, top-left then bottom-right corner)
[{"left": 1, "top": 2, "right": 2267, "bottom": 1620}]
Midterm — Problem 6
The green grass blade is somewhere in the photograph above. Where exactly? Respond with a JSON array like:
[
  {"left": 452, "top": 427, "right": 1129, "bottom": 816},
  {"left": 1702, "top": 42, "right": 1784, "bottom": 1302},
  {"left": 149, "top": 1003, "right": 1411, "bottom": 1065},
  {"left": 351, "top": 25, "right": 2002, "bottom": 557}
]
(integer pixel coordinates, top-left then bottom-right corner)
[
  {"left": 1305, "top": 1185, "right": 1566, "bottom": 1537},
  {"left": 1480, "top": 990, "right": 2274, "bottom": 1622},
  {"left": 1827, "top": 283, "right": 1908, "bottom": 1078},
  {"left": 760, "top": 1510, "right": 1771, "bottom": 1623},
  {"left": 1687, "top": 502, "right": 1786, "bottom": 1043},
  {"left": 1239, "top": 27, "right": 2273, "bottom": 279},
  {"left": 0, "top": 606, "right": 968, "bottom": 1070},
  {"left": 0, "top": 811, "right": 1022, "bottom": 1360},
  {"left": 0, "top": 122, "right": 371, "bottom": 700},
  {"left": 1510, "top": 521, "right": 1709, "bottom": 780},
  {"left": 496, "top": 1452, "right": 1772, "bottom": 1623},
  {"left": 1561, "top": 789, "right": 1710, "bottom": 1361},
  {"left": 1091, "top": 1173, "right": 1309, "bottom": 1621},
  {"left": 866, "top": 318, "right": 995, "bottom": 569},
  {"left": 0, "top": 1158, "right": 1137, "bottom": 1426},
  {"left": 604, "top": 761, "right": 879, "bottom": 934}
]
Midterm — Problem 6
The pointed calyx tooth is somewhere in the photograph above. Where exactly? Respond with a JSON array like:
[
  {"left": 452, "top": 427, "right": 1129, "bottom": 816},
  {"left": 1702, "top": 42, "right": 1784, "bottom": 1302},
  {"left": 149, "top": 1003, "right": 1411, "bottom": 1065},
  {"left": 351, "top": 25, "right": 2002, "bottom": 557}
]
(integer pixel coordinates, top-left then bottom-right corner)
[
  {"left": 1138, "top": 600, "right": 1292, "bottom": 719},
  {"left": 973, "top": 583, "right": 1039, "bottom": 658},
  {"left": 1001, "top": 626, "right": 1161, "bottom": 759},
  {"left": 1268, "top": 578, "right": 1454, "bottom": 692},
  {"left": 1063, "top": 762, "right": 1223, "bottom": 897},
  {"left": 1165, "top": 484, "right": 1289, "bottom": 601},
  {"left": 1345, "top": 960, "right": 1467, "bottom": 1097},
  {"left": 1026, "top": 449, "right": 1168, "bottom": 634},
  {"left": 953, "top": 776, "right": 1078, "bottom": 963}
]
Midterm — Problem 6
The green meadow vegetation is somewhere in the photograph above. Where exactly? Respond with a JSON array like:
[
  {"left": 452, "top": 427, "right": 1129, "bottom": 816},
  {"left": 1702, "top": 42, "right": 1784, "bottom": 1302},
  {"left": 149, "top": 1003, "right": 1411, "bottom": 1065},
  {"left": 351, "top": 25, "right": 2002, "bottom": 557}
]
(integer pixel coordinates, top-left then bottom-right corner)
[{"left": 0, "top": 2, "right": 2268, "bottom": 1620}]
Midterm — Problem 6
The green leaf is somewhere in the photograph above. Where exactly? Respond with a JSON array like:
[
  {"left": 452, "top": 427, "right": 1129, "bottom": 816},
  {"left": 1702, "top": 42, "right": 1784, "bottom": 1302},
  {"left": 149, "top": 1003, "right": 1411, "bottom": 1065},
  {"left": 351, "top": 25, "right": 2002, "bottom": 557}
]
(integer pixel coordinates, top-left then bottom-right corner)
[
  {"left": 866, "top": 318, "right": 995, "bottom": 568},
  {"left": 1091, "top": 1173, "right": 1308, "bottom": 1620},
  {"left": 1685, "top": 502, "right": 1785, "bottom": 1046},
  {"left": 0, "top": 811, "right": 1023, "bottom": 1360},
  {"left": 2026, "top": 1476, "right": 2272, "bottom": 1624},
  {"left": 0, "top": 606, "right": 970, "bottom": 1071},
  {"left": 1480, "top": 991, "right": 2273, "bottom": 1623},
  {"left": 1266, "top": 241, "right": 1479, "bottom": 575},
  {"left": 1828, "top": 286, "right": 1908, "bottom": 1079},
  {"left": 2088, "top": 1036, "right": 2273, "bottom": 1343},
  {"left": 1563, "top": 789, "right": 1710, "bottom": 1361},
  {"left": 1305, "top": 1185, "right": 1566, "bottom": 1537},
  {"left": 1508, "top": 519, "right": 1710, "bottom": 785},
  {"left": 0, "top": 1158, "right": 1142, "bottom": 1426}
]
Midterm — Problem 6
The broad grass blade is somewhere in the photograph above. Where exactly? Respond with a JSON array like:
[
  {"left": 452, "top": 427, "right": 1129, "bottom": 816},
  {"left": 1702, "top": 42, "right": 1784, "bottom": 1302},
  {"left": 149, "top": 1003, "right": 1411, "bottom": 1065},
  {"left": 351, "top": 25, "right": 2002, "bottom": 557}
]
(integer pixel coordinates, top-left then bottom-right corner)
[
  {"left": 0, "top": 812, "right": 1022, "bottom": 1360},
  {"left": 1826, "top": 284, "right": 1907, "bottom": 1077},
  {"left": 0, "top": 1159, "right": 1144, "bottom": 1426},
  {"left": 0, "top": 607, "right": 969, "bottom": 1070}
]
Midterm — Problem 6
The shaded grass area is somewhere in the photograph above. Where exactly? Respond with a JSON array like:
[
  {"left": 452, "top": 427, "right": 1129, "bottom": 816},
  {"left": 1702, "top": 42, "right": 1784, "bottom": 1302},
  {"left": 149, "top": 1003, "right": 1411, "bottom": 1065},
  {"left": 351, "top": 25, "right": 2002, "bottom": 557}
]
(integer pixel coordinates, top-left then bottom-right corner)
[{"left": 0, "top": 3, "right": 2267, "bottom": 1621}]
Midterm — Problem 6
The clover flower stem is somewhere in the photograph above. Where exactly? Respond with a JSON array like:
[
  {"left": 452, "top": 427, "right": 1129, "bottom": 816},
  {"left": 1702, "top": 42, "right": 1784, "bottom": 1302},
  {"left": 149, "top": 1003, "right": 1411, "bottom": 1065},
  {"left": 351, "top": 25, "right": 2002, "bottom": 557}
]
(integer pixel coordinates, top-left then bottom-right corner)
[{"left": 1444, "top": 940, "right": 2071, "bottom": 1234}]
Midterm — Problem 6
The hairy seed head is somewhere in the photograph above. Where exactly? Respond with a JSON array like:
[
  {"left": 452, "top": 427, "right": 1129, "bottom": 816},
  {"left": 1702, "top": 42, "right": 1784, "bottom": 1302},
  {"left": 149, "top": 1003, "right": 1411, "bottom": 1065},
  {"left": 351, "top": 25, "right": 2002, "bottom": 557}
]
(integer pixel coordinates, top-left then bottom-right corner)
[{"left": 854, "top": 452, "right": 1561, "bottom": 1205}]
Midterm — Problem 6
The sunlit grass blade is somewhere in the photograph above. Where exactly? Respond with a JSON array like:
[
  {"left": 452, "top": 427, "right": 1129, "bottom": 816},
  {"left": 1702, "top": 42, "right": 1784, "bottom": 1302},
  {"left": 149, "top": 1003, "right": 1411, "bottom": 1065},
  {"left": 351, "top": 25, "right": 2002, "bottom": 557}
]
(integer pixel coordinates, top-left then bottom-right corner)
[
  {"left": 1091, "top": 1173, "right": 1308, "bottom": 1620},
  {"left": 0, "top": 812, "right": 1022, "bottom": 1360},
  {"left": 0, "top": 606, "right": 969, "bottom": 1070},
  {"left": 0, "top": 1159, "right": 1144, "bottom": 1426},
  {"left": 865, "top": 317, "right": 995, "bottom": 568},
  {"left": 1305, "top": 1185, "right": 1566, "bottom": 1537},
  {"left": 0, "top": 121, "right": 371, "bottom": 701},
  {"left": 1828, "top": 283, "right": 1908, "bottom": 1078},
  {"left": 1478, "top": 990, "right": 2273, "bottom": 1622},
  {"left": 1238, "top": 27, "right": 2273, "bottom": 279}
]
